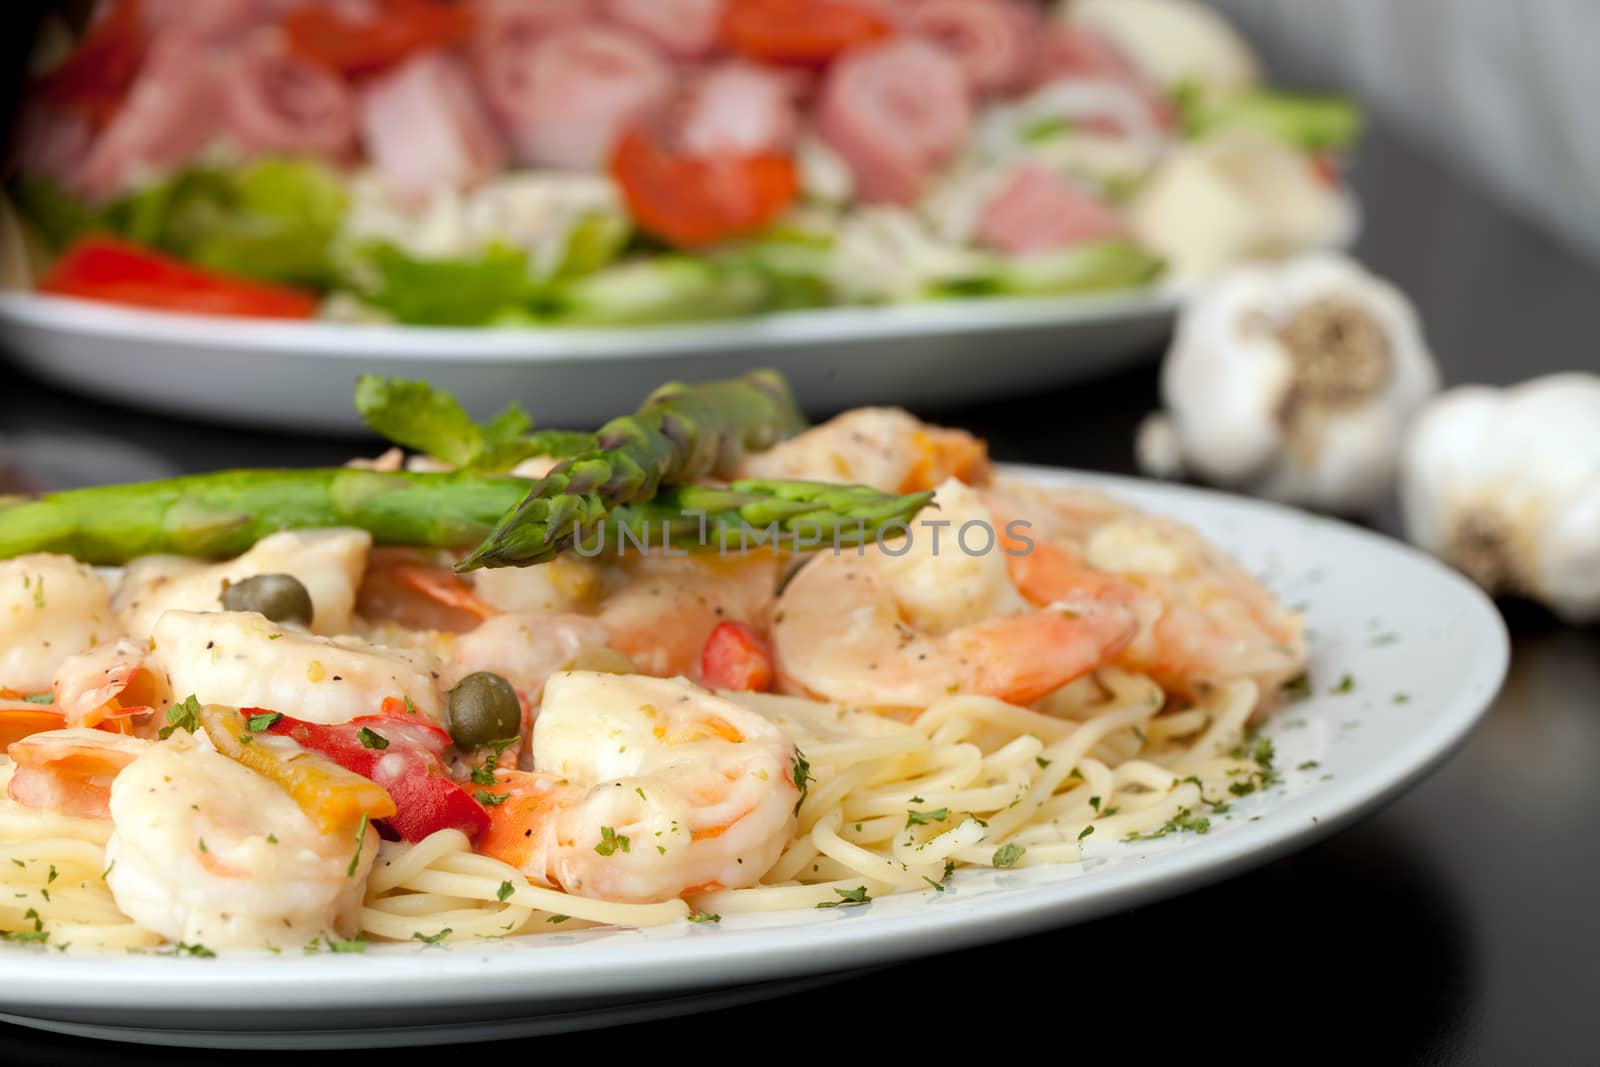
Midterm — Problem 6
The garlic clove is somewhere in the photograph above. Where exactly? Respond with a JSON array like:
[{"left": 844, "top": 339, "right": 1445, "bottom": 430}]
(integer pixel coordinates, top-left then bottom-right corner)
[
  {"left": 1401, "top": 373, "right": 1600, "bottom": 623},
  {"left": 1154, "top": 251, "right": 1440, "bottom": 514}
]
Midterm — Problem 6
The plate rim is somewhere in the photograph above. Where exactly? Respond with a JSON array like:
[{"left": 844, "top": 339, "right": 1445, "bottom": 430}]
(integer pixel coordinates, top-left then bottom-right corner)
[
  {"left": 0, "top": 464, "right": 1506, "bottom": 1017},
  {"left": 0, "top": 285, "right": 1182, "bottom": 362}
]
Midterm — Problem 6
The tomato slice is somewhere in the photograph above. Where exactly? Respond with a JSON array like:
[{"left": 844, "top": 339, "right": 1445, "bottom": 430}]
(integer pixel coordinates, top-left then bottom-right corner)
[
  {"left": 699, "top": 621, "right": 776, "bottom": 692},
  {"left": 263, "top": 710, "right": 489, "bottom": 842},
  {"left": 610, "top": 126, "right": 799, "bottom": 249},
  {"left": 720, "top": 0, "right": 891, "bottom": 66},
  {"left": 32, "top": 0, "right": 147, "bottom": 126},
  {"left": 38, "top": 237, "right": 318, "bottom": 319},
  {"left": 281, "top": 0, "right": 472, "bottom": 78}
]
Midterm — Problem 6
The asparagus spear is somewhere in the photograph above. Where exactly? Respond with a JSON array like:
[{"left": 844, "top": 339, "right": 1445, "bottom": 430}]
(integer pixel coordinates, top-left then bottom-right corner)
[
  {"left": 456, "top": 369, "right": 808, "bottom": 570},
  {"left": 0, "top": 471, "right": 929, "bottom": 565}
]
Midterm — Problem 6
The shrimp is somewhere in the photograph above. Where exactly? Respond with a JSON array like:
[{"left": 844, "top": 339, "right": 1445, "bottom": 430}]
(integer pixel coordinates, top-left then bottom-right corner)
[
  {"left": 149, "top": 610, "right": 445, "bottom": 725},
  {"left": 51, "top": 638, "right": 173, "bottom": 729},
  {"left": 449, "top": 614, "right": 611, "bottom": 697},
  {"left": 594, "top": 551, "right": 781, "bottom": 677},
  {"left": 469, "top": 552, "right": 601, "bottom": 616},
  {"left": 734, "top": 408, "right": 991, "bottom": 493},
  {"left": 6, "top": 729, "right": 150, "bottom": 819},
  {"left": 991, "top": 479, "right": 1307, "bottom": 702},
  {"left": 0, "top": 554, "right": 121, "bottom": 693},
  {"left": 114, "top": 529, "right": 371, "bottom": 640},
  {"left": 772, "top": 480, "right": 1138, "bottom": 709},
  {"left": 477, "top": 671, "right": 800, "bottom": 904},
  {"left": 103, "top": 731, "right": 379, "bottom": 947}
]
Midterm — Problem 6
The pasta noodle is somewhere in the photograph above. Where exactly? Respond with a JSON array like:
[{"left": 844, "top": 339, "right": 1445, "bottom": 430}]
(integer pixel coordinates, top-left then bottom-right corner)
[{"left": 2, "top": 668, "right": 1266, "bottom": 949}]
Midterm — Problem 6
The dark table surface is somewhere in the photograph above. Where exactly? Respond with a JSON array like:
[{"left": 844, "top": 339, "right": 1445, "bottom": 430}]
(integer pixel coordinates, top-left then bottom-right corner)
[{"left": 2, "top": 120, "right": 1598, "bottom": 1065}]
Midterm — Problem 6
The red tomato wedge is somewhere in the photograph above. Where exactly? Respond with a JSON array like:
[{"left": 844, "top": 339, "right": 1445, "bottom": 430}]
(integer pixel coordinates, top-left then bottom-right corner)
[
  {"left": 282, "top": 0, "right": 473, "bottom": 78},
  {"left": 38, "top": 237, "right": 318, "bottom": 319},
  {"left": 720, "top": 0, "right": 892, "bottom": 66},
  {"left": 699, "top": 622, "right": 776, "bottom": 692},
  {"left": 610, "top": 126, "right": 799, "bottom": 249},
  {"left": 263, "top": 710, "right": 491, "bottom": 842},
  {"left": 32, "top": 0, "right": 148, "bottom": 126}
]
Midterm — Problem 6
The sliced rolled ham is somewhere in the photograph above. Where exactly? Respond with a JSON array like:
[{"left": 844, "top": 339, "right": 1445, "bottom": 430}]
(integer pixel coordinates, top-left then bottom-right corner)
[
  {"left": 1029, "top": 21, "right": 1175, "bottom": 131},
  {"left": 676, "top": 61, "right": 798, "bottom": 158},
  {"left": 360, "top": 51, "right": 506, "bottom": 203},
  {"left": 226, "top": 29, "right": 356, "bottom": 161},
  {"left": 72, "top": 43, "right": 225, "bottom": 202},
  {"left": 605, "top": 0, "right": 725, "bottom": 59},
  {"left": 907, "top": 0, "right": 1039, "bottom": 96},
  {"left": 976, "top": 163, "right": 1124, "bottom": 254},
  {"left": 477, "top": 24, "right": 674, "bottom": 170},
  {"left": 815, "top": 38, "right": 971, "bottom": 205}
]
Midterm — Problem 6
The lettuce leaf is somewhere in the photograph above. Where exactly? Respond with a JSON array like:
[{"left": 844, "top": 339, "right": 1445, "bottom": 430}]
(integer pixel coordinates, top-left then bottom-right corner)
[
  {"left": 934, "top": 241, "right": 1165, "bottom": 298},
  {"left": 11, "top": 160, "right": 348, "bottom": 286},
  {"left": 1180, "top": 88, "right": 1363, "bottom": 152},
  {"left": 345, "top": 242, "right": 537, "bottom": 326},
  {"left": 545, "top": 257, "right": 769, "bottom": 326}
]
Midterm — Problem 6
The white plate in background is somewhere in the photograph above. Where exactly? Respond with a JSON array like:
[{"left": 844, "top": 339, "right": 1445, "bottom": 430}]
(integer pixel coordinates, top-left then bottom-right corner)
[{"left": 0, "top": 286, "right": 1179, "bottom": 433}]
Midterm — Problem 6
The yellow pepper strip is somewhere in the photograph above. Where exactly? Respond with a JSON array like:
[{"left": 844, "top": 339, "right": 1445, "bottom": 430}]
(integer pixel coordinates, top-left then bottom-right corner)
[{"left": 199, "top": 705, "right": 396, "bottom": 835}]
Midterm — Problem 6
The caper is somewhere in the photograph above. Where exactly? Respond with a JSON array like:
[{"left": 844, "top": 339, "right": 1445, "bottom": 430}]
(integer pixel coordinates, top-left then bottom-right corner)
[
  {"left": 446, "top": 671, "right": 521, "bottom": 750},
  {"left": 221, "top": 573, "right": 314, "bottom": 627}
]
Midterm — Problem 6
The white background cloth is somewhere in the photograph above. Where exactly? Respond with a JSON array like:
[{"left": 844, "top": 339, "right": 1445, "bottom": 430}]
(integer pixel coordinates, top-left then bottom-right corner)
[{"left": 1206, "top": 0, "right": 1600, "bottom": 263}]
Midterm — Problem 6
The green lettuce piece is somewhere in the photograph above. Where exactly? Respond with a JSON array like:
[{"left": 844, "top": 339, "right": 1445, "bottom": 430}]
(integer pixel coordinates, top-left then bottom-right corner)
[
  {"left": 713, "top": 232, "right": 835, "bottom": 312},
  {"left": 11, "top": 160, "right": 348, "bottom": 286},
  {"left": 545, "top": 211, "right": 631, "bottom": 283},
  {"left": 1181, "top": 89, "right": 1363, "bottom": 152},
  {"left": 9, "top": 175, "right": 103, "bottom": 248},
  {"left": 348, "top": 242, "right": 536, "bottom": 326},
  {"left": 547, "top": 257, "right": 769, "bottom": 326},
  {"left": 170, "top": 160, "right": 348, "bottom": 285},
  {"left": 353, "top": 375, "right": 595, "bottom": 471},
  {"left": 935, "top": 241, "right": 1165, "bottom": 298}
]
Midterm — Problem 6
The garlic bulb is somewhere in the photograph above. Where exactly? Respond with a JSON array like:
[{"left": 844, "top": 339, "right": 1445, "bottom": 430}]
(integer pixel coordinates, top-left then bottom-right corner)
[
  {"left": 1140, "top": 252, "right": 1440, "bottom": 513},
  {"left": 1400, "top": 374, "right": 1600, "bottom": 622},
  {"left": 1069, "top": 0, "right": 1262, "bottom": 104},
  {"left": 1127, "top": 127, "right": 1348, "bottom": 280}
]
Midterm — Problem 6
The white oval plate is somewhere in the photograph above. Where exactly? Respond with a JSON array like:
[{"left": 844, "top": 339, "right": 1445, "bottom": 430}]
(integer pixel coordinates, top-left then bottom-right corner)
[
  {"left": 0, "top": 466, "right": 1507, "bottom": 1049},
  {"left": 0, "top": 286, "right": 1180, "bottom": 433}
]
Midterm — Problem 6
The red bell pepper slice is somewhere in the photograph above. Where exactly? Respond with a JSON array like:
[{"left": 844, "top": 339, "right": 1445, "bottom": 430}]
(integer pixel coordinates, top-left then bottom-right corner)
[
  {"left": 38, "top": 237, "right": 319, "bottom": 320},
  {"left": 720, "top": 0, "right": 891, "bottom": 66},
  {"left": 261, "top": 709, "right": 490, "bottom": 842},
  {"left": 699, "top": 621, "right": 776, "bottom": 692},
  {"left": 282, "top": 0, "right": 473, "bottom": 78},
  {"left": 33, "top": 0, "right": 148, "bottom": 126},
  {"left": 610, "top": 126, "right": 799, "bottom": 249}
]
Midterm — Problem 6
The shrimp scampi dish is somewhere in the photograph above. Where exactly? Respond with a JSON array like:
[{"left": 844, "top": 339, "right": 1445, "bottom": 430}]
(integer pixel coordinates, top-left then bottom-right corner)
[{"left": 0, "top": 372, "right": 1307, "bottom": 953}]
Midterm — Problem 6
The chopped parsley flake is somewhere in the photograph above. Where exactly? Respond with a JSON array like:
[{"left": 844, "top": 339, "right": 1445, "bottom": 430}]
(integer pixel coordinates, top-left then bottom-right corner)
[
  {"left": 496, "top": 881, "right": 515, "bottom": 903},
  {"left": 326, "top": 937, "right": 367, "bottom": 954},
  {"left": 816, "top": 886, "right": 871, "bottom": 908},
  {"left": 687, "top": 911, "right": 721, "bottom": 923},
  {"left": 1125, "top": 808, "right": 1211, "bottom": 841},
  {"left": 791, "top": 748, "right": 813, "bottom": 815},
  {"left": 1330, "top": 673, "right": 1355, "bottom": 694},
  {"left": 992, "top": 843, "right": 1025, "bottom": 869},
  {"left": 595, "top": 826, "right": 630, "bottom": 856},
  {"left": 904, "top": 807, "right": 949, "bottom": 828},
  {"left": 246, "top": 711, "right": 282, "bottom": 732},
  {"left": 546, "top": 915, "right": 569, "bottom": 924},
  {"left": 1078, "top": 825, "right": 1095, "bottom": 842},
  {"left": 356, "top": 727, "right": 389, "bottom": 750},
  {"left": 347, "top": 814, "right": 369, "bottom": 877},
  {"left": 475, "top": 790, "right": 510, "bottom": 807},
  {"left": 21, "top": 693, "right": 53, "bottom": 705},
  {"left": 470, "top": 736, "right": 520, "bottom": 786},
  {"left": 412, "top": 929, "right": 452, "bottom": 944},
  {"left": 158, "top": 695, "right": 202, "bottom": 739}
]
